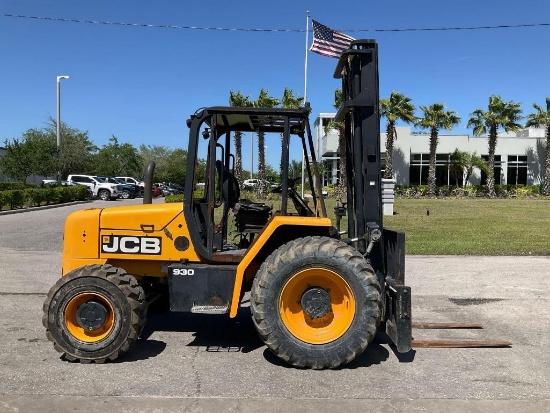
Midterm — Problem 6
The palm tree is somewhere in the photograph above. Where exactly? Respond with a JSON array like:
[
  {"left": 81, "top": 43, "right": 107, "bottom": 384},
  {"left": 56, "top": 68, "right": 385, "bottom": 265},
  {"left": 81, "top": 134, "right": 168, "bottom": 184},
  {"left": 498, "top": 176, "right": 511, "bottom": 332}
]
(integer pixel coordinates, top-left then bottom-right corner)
[
  {"left": 229, "top": 91, "right": 253, "bottom": 189},
  {"left": 280, "top": 87, "right": 304, "bottom": 175},
  {"left": 253, "top": 89, "right": 280, "bottom": 196},
  {"left": 380, "top": 92, "right": 416, "bottom": 179},
  {"left": 525, "top": 97, "right": 550, "bottom": 195},
  {"left": 290, "top": 159, "right": 302, "bottom": 179},
  {"left": 416, "top": 104, "right": 461, "bottom": 196},
  {"left": 324, "top": 89, "right": 346, "bottom": 199},
  {"left": 450, "top": 149, "right": 489, "bottom": 187},
  {"left": 467, "top": 96, "right": 523, "bottom": 198}
]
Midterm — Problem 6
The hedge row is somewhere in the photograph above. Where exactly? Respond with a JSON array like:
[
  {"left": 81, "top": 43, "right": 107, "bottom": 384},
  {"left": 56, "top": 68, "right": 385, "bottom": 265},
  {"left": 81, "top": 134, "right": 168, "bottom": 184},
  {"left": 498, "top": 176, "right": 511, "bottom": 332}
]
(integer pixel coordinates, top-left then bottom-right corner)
[
  {"left": 0, "top": 182, "right": 35, "bottom": 191},
  {"left": 396, "top": 184, "right": 542, "bottom": 198},
  {"left": 0, "top": 185, "right": 88, "bottom": 210},
  {"left": 164, "top": 184, "right": 544, "bottom": 203}
]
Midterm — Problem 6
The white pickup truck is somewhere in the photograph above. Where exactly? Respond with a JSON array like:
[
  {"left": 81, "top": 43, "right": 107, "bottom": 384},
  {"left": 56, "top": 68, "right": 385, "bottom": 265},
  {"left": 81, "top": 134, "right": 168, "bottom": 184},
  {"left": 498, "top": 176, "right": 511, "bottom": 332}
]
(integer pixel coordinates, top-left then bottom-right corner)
[{"left": 67, "top": 174, "right": 121, "bottom": 200}]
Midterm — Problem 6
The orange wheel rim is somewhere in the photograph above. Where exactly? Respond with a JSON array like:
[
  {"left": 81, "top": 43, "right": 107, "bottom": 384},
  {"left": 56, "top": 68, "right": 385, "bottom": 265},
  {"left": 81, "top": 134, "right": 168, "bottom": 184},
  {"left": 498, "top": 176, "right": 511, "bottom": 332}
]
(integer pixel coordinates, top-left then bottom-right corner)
[
  {"left": 279, "top": 268, "right": 355, "bottom": 344},
  {"left": 64, "top": 293, "right": 115, "bottom": 343}
]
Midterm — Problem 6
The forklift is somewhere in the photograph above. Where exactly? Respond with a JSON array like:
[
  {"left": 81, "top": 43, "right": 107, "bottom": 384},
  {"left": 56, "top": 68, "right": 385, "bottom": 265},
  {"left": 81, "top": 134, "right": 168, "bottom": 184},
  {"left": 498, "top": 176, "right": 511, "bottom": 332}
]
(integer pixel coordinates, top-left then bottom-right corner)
[{"left": 43, "top": 39, "right": 412, "bottom": 369}]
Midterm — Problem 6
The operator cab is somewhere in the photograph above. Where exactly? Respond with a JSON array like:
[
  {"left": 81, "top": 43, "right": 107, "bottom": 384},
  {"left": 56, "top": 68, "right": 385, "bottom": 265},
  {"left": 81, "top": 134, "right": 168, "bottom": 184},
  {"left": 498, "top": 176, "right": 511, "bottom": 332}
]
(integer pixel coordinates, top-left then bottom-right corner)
[{"left": 183, "top": 106, "right": 327, "bottom": 262}]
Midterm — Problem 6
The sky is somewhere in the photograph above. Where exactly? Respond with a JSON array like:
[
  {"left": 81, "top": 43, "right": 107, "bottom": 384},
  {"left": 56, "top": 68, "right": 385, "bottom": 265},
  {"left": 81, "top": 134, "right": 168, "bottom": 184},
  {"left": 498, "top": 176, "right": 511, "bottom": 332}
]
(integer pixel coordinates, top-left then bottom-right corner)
[{"left": 1, "top": 0, "right": 550, "bottom": 171}]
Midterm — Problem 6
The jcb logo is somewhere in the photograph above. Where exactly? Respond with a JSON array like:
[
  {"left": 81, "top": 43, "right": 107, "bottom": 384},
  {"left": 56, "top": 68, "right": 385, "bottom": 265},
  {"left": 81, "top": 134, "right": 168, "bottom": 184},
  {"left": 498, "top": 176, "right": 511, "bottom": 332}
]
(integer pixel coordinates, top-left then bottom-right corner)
[{"left": 102, "top": 236, "right": 162, "bottom": 255}]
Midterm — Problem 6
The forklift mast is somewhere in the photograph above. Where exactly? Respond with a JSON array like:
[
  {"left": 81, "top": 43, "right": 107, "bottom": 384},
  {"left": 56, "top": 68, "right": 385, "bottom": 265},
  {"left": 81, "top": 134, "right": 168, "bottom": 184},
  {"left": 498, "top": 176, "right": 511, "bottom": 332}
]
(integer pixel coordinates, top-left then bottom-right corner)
[
  {"left": 335, "top": 40, "right": 411, "bottom": 352},
  {"left": 334, "top": 39, "right": 384, "bottom": 271}
]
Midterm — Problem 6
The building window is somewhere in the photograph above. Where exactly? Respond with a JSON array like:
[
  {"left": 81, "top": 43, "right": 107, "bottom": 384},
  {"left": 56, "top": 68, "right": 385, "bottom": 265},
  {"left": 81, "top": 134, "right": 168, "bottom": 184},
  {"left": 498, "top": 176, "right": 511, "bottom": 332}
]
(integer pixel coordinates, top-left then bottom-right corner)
[
  {"left": 435, "top": 154, "right": 450, "bottom": 186},
  {"left": 507, "top": 155, "right": 528, "bottom": 185},
  {"left": 480, "top": 155, "right": 502, "bottom": 185},
  {"left": 410, "top": 154, "right": 428, "bottom": 185},
  {"left": 409, "top": 153, "right": 451, "bottom": 186}
]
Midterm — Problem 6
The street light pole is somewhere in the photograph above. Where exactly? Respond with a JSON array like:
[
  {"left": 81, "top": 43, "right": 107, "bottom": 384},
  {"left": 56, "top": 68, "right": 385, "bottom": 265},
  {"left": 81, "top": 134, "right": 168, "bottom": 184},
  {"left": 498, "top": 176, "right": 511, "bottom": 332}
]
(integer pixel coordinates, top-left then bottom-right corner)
[{"left": 56, "top": 75, "right": 70, "bottom": 183}]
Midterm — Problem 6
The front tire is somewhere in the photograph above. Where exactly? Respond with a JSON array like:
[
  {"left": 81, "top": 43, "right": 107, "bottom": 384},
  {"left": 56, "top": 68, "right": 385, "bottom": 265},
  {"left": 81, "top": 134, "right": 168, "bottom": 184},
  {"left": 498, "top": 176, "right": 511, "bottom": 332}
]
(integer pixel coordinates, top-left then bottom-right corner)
[
  {"left": 42, "top": 264, "right": 147, "bottom": 363},
  {"left": 98, "top": 189, "right": 110, "bottom": 201},
  {"left": 121, "top": 189, "right": 130, "bottom": 199},
  {"left": 251, "top": 236, "right": 381, "bottom": 369}
]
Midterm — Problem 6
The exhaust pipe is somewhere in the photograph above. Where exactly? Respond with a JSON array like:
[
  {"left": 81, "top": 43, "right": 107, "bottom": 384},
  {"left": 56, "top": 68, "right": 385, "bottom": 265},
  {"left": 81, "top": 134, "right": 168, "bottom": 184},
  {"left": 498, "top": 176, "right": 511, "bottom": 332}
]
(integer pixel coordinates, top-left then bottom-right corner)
[{"left": 143, "top": 161, "right": 156, "bottom": 204}]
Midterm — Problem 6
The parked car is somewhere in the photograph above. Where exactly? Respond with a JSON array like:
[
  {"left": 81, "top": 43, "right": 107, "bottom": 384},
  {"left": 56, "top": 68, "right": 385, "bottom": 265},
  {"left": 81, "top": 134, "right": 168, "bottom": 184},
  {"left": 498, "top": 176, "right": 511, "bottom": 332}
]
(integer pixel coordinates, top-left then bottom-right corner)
[
  {"left": 67, "top": 174, "right": 121, "bottom": 200},
  {"left": 152, "top": 184, "right": 163, "bottom": 197},
  {"left": 164, "top": 182, "right": 184, "bottom": 194},
  {"left": 40, "top": 179, "right": 57, "bottom": 187},
  {"left": 243, "top": 179, "right": 278, "bottom": 190},
  {"left": 243, "top": 178, "right": 259, "bottom": 189},
  {"left": 116, "top": 176, "right": 145, "bottom": 197},
  {"left": 154, "top": 183, "right": 176, "bottom": 197},
  {"left": 99, "top": 177, "right": 137, "bottom": 199},
  {"left": 40, "top": 180, "right": 78, "bottom": 188}
]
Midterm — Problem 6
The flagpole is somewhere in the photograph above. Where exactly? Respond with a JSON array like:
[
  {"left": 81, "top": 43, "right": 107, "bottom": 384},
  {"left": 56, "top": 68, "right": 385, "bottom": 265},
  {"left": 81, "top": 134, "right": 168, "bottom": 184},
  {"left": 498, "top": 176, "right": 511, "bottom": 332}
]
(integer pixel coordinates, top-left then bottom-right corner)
[
  {"left": 304, "top": 10, "right": 310, "bottom": 102},
  {"left": 302, "top": 10, "right": 310, "bottom": 198}
]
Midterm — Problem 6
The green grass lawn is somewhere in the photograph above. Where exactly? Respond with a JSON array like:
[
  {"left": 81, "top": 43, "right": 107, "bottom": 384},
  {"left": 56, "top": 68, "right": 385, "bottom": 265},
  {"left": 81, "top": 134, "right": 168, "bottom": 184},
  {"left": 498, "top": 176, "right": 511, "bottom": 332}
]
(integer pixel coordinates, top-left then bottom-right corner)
[
  {"left": 383, "top": 198, "right": 550, "bottom": 255},
  {"left": 224, "top": 193, "right": 550, "bottom": 256}
]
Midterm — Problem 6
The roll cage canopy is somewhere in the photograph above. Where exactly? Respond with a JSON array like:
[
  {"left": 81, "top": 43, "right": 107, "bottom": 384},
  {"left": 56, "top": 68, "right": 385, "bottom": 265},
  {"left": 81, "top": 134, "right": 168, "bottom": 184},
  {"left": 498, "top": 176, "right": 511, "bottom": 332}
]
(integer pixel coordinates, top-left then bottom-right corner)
[
  {"left": 186, "top": 105, "right": 312, "bottom": 135},
  {"left": 184, "top": 104, "right": 326, "bottom": 261}
]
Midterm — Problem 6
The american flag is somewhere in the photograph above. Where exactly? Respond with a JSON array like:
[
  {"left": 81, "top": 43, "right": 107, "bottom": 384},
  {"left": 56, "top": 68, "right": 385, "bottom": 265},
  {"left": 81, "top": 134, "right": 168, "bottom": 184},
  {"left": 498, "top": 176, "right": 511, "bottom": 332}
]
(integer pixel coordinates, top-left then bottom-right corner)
[{"left": 310, "top": 20, "right": 355, "bottom": 59}]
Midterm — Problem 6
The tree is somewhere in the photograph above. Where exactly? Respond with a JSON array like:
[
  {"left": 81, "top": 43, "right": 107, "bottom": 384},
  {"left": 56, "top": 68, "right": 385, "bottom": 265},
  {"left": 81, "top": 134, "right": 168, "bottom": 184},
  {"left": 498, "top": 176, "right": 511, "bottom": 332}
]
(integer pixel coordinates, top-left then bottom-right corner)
[
  {"left": 450, "top": 149, "right": 489, "bottom": 187},
  {"left": 138, "top": 144, "right": 188, "bottom": 184},
  {"left": 324, "top": 89, "right": 346, "bottom": 199},
  {"left": 416, "top": 103, "right": 461, "bottom": 195},
  {"left": 467, "top": 96, "right": 523, "bottom": 198},
  {"left": 229, "top": 91, "right": 253, "bottom": 189},
  {"left": 525, "top": 97, "right": 550, "bottom": 195},
  {"left": 92, "top": 136, "right": 143, "bottom": 177},
  {"left": 1, "top": 126, "right": 59, "bottom": 182},
  {"left": 380, "top": 92, "right": 416, "bottom": 179},
  {"left": 0, "top": 120, "right": 94, "bottom": 182},
  {"left": 47, "top": 118, "right": 97, "bottom": 179},
  {"left": 0, "top": 138, "right": 36, "bottom": 182},
  {"left": 289, "top": 159, "right": 302, "bottom": 180},
  {"left": 280, "top": 87, "right": 304, "bottom": 174},
  {"left": 253, "top": 89, "right": 280, "bottom": 196},
  {"left": 264, "top": 163, "right": 279, "bottom": 184}
]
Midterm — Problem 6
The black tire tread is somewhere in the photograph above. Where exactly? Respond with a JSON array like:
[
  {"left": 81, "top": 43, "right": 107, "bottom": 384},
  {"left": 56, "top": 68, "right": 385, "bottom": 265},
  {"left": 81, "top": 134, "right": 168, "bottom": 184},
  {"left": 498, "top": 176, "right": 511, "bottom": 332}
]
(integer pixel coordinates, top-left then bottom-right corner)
[
  {"left": 251, "top": 236, "right": 381, "bottom": 369},
  {"left": 43, "top": 264, "right": 147, "bottom": 363}
]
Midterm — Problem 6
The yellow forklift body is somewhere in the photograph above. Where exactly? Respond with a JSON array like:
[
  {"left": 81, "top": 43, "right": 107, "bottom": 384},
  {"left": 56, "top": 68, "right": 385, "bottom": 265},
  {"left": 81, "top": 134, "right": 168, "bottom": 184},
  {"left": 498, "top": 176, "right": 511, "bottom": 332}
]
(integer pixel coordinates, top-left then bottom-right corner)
[
  {"left": 62, "top": 203, "right": 200, "bottom": 275},
  {"left": 63, "top": 203, "right": 332, "bottom": 317},
  {"left": 230, "top": 215, "right": 333, "bottom": 317}
]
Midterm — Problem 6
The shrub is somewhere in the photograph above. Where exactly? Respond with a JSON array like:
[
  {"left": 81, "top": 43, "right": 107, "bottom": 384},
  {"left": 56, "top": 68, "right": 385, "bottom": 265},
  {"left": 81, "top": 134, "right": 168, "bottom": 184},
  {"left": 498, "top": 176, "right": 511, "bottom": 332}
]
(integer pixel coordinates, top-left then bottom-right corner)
[
  {"left": 43, "top": 187, "right": 60, "bottom": 204},
  {"left": 57, "top": 187, "right": 72, "bottom": 203},
  {"left": 0, "top": 182, "right": 29, "bottom": 191},
  {"left": 436, "top": 185, "right": 453, "bottom": 197},
  {"left": 527, "top": 184, "right": 541, "bottom": 196},
  {"left": 165, "top": 194, "right": 183, "bottom": 203},
  {"left": 5, "top": 190, "right": 26, "bottom": 209},
  {"left": 26, "top": 188, "right": 47, "bottom": 207},
  {"left": 70, "top": 185, "right": 88, "bottom": 201}
]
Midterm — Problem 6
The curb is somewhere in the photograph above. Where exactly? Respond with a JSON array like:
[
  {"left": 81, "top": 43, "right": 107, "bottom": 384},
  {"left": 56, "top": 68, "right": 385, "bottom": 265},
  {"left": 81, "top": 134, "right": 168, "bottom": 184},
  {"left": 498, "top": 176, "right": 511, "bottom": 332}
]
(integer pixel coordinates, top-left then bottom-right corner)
[{"left": 0, "top": 200, "right": 91, "bottom": 216}]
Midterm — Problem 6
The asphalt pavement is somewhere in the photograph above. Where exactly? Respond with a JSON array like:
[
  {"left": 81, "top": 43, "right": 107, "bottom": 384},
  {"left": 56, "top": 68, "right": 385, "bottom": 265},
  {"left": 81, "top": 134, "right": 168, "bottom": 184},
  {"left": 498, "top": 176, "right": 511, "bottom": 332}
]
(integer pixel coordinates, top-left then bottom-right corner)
[{"left": 0, "top": 198, "right": 549, "bottom": 412}]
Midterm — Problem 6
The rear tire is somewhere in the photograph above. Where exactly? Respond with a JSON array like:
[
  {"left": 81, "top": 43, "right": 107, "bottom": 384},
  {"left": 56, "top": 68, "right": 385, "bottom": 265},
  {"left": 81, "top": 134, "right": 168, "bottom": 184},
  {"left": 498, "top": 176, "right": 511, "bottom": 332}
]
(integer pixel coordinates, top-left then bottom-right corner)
[
  {"left": 42, "top": 264, "right": 147, "bottom": 363},
  {"left": 251, "top": 236, "right": 381, "bottom": 369}
]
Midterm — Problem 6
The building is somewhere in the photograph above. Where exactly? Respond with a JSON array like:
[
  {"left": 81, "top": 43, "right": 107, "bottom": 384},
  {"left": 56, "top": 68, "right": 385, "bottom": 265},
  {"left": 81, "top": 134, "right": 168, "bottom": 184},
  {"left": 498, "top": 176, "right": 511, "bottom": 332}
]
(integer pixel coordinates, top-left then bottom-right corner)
[{"left": 314, "top": 113, "right": 546, "bottom": 187}]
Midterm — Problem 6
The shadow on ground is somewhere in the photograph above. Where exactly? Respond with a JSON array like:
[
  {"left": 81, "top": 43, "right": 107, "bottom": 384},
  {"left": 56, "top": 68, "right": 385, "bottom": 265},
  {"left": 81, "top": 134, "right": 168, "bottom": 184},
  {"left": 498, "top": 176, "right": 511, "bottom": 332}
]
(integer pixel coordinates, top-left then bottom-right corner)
[{"left": 132, "top": 307, "right": 410, "bottom": 368}]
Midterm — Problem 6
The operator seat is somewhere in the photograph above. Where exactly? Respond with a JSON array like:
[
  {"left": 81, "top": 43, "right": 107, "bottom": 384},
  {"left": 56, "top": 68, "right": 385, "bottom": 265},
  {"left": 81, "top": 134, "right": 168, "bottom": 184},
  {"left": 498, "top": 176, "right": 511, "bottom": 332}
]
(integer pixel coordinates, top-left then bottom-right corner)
[
  {"left": 216, "top": 161, "right": 271, "bottom": 235},
  {"left": 216, "top": 160, "right": 240, "bottom": 209}
]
